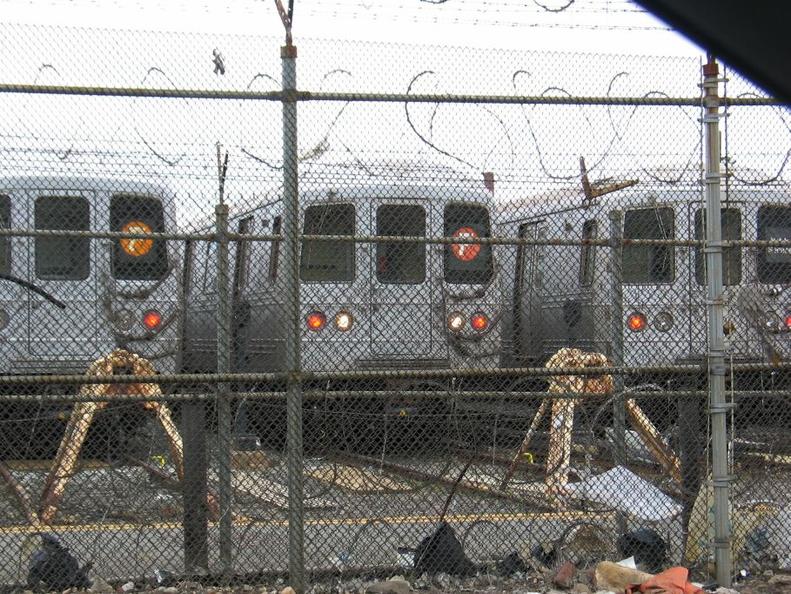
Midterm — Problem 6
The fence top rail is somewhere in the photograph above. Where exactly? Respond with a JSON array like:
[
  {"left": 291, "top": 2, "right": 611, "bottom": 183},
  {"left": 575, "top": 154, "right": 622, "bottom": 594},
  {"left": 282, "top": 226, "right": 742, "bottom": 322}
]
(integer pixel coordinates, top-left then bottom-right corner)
[{"left": 0, "top": 83, "right": 783, "bottom": 106}]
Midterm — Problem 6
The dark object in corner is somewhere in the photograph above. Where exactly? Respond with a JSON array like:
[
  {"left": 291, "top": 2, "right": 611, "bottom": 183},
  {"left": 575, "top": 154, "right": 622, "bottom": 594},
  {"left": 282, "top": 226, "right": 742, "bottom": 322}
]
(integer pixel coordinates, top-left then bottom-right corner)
[
  {"left": 616, "top": 528, "right": 668, "bottom": 573},
  {"left": 496, "top": 551, "right": 528, "bottom": 576},
  {"left": 27, "top": 533, "right": 92, "bottom": 591},
  {"left": 414, "top": 521, "right": 478, "bottom": 576}
]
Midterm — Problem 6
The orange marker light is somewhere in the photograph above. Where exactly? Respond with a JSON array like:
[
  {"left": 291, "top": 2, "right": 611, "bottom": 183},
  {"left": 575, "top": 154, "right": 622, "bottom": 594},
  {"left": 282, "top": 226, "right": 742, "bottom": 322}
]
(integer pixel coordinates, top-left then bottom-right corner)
[
  {"left": 627, "top": 312, "right": 647, "bottom": 332},
  {"left": 785, "top": 315, "right": 791, "bottom": 329}
]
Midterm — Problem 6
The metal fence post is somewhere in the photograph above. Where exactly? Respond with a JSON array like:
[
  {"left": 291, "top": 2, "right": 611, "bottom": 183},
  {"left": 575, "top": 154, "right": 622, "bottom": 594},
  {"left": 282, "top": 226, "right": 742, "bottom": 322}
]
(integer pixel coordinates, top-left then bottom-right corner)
[
  {"left": 608, "top": 210, "right": 627, "bottom": 535},
  {"left": 281, "top": 40, "right": 305, "bottom": 592},
  {"left": 215, "top": 200, "right": 234, "bottom": 573},
  {"left": 702, "top": 55, "right": 732, "bottom": 587}
]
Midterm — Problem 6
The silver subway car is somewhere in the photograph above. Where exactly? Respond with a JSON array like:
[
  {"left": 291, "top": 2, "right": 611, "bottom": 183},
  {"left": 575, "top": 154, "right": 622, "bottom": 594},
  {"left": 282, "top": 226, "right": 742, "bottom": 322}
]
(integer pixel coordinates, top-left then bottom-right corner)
[
  {"left": 497, "top": 178, "right": 791, "bottom": 391},
  {"left": 183, "top": 181, "right": 501, "bottom": 382},
  {"left": 0, "top": 173, "right": 181, "bottom": 458},
  {"left": 0, "top": 173, "right": 181, "bottom": 377}
]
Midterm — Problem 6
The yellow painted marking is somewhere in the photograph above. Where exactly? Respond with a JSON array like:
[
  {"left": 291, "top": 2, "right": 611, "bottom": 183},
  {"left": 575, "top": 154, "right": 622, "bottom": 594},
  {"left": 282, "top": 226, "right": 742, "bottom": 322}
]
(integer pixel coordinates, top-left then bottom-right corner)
[{"left": 0, "top": 510, "right": 614, "bottom": 536}]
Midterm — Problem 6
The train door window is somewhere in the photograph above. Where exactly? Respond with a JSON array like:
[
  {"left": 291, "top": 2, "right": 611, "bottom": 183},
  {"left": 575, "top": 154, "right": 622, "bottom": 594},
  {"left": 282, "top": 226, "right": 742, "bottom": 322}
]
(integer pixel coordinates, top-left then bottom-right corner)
[
  {"left": 443, "top": 203, "right": 493, "bottom": 284},
  {"left": 757, "top": 205, "right": 791, "bottom": 283},
  {"left": 269, "top": 216, "right": 282, "bottom": 282},
  {"left": 377, "top": 204, "right": 425, "bottom": 284},
  {"left": 623, "top": 207, "right": 675, "bottom": 283},
  {"left": 233, "top": 216, "right": 252, "bottom": 296},
  {"left": 183, "top": 240, "right": 195, "bottom": 297},
  {"left": 111, "top": 194, "right": 168, "bottom": 280},
  {"left": 0, "top": 195, "right": 9, "bottom": 275},
  {"left": 35, "top": 195, "right": 90, "bottom": 280},
  {"left": 300, "top": 204, "right": 355, "bottom": 282},
  {"left": 694, "top": 208, "right": 742, "bottom": 285},
  {"left": 203, "top": 241, "right": 217, "bottom": 293},
  {"left": 579, "top": 218, "right": 597, "bottom": 286}
]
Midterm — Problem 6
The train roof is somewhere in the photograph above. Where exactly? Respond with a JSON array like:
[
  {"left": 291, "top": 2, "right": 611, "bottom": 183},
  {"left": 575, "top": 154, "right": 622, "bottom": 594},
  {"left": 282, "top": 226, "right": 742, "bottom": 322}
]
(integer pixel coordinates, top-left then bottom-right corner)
[
  {"left": 496, "top": 171, "right": 791, "bottom": 223},
  {"left": 0, "top": 172, "right": 177, "bottom": 197}
]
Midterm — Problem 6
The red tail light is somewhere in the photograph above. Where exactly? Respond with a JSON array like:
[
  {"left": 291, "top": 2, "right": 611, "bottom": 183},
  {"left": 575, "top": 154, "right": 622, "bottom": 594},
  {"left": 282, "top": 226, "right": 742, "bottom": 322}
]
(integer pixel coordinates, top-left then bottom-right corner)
[
  {"left": 143, "top": 310, "right": 162, "bottom": 329},
  {"left": 627, "top": 312, "right": 647, "bottom": 332},
  {"left": 307, "top": 311, "right": 326, "bottom": 331},
  {"left": 471, "top": 313, "right": 489, "bottom": 331}
]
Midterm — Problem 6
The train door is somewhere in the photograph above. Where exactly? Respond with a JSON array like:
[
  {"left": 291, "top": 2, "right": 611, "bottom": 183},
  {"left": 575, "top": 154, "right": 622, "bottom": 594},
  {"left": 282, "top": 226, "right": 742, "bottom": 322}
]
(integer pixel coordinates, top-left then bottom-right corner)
[
  {"left": 512, "top": 221, "right": 545, "bottom": 363},
  {"left": 0, "top": 192, "right": 26, "bottom": 371},
  {"left": 25, "top": 190, "right": 101, "bottom": 364},
  {"left": 620, "top": 204, "right": 687, "bottom": 369},
  {"left": 370, "top": 201, "right": 433, "bottom": 357}
]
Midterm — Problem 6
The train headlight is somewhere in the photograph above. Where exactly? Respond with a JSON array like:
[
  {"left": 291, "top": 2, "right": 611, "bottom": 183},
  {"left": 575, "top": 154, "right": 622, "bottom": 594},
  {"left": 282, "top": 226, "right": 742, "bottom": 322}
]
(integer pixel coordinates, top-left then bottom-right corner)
[
  {"left": 653, "top": 311, "right": 674, "bottom": 332},
  {"left": 471, "top": 312, "right": 489, "bottom": 332},
  {"left": 447, "top": 312, "right": 465, "bottom": 332},
  {"left": 627, "top": 311, "right": 647, "bottom": 332},
  {"left": 765, "top": 314, "right": 782, "bottom": 332},
  {"left": 143, "top": 309, "right": 162, "bottom": 330},
  {"left": 334, "top": 310, "right": 354, "bottom": 332},
  {"left": 111, "top": 308, "right": 135, "bottom": 332},
  {"left": 307, "top": 311, "right": 326, "bottom": 331}
]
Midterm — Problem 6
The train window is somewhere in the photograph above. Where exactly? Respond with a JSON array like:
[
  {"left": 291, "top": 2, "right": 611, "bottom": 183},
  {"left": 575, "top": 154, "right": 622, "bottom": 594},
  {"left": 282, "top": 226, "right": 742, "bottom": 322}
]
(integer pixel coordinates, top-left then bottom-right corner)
[
  {"left": 35, "top": 195, "right": 90, "bottom": 280},
  {"left": 757, "top": 205, "right": 791, "bottom": 284},
  {"left": 269, "top": 216, "right": 282, "bottom": 282},
  {"left": 300, "top": 204, "right": 355, "bottom": 282},
  {"left": 694, "top": 208, "right": 742, "bottom": 286},
  {"left": 0, "top": 195, "right": 9, "bottom": 275},
  {"left": 579, "top": 219, "right": 597, "bottom": 286},
  {"left": 203, "top": 241, "right": 217, "bottom": 293},
  {"left": 111, "top": 194, "right": 168, "bottom": 280},
  {"left": 443, "top": 203, "right": 494, "bottom": 284},
  {"left": 623, "top": 207, "right": 675, "bottom": 283},
  {"left": 233, "top": 216, "right": 252, "bottom": 296},
  {"left": 377, "top": 204, "right": 426, "bottom": 284}
]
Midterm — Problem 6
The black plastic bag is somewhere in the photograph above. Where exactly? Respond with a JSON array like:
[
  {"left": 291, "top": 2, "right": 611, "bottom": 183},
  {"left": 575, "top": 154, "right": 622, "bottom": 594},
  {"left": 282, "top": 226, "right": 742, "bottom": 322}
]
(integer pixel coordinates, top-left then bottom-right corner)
[
  {"left": 616, "top": 528, "right": 667, "bottom": 573},
  {"left": 413, "top": 521, "right": 478, "bottom": 576},
  {"left": 27, "top": 533, "right": 92, "bottom": 591}
]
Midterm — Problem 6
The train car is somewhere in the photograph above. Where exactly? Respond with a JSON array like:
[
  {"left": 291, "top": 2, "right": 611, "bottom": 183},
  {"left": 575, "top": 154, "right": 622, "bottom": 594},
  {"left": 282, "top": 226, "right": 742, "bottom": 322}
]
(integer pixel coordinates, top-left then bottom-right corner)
[
  {"left": 496, "top": 173, "right": 791, "bottom": 393},
  {"left": 182, "top": 177, "right": 502, "bottom": 446},
  {"left": 0, "top": 173, "right": 182, "bottom": 456}
]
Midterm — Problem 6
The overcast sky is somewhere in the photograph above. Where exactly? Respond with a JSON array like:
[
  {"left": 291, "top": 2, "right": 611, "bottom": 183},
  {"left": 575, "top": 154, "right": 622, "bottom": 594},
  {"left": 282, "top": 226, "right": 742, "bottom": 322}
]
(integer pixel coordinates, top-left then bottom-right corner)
[{"left": 0, "top": 0, "right": 704, "bottom": 57}]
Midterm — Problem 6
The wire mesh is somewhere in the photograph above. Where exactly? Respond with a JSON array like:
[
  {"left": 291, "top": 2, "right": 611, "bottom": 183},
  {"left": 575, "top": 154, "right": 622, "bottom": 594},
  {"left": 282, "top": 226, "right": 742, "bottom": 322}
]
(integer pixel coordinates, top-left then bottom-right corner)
[{"left": 0, "top": 21, "right": 789, "bottom": 593}]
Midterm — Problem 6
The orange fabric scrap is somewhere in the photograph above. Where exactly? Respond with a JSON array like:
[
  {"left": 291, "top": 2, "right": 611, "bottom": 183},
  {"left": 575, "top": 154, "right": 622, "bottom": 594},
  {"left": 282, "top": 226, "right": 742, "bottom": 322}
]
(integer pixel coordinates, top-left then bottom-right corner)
[{"left": 626, "top": 566, "right": 705, "bottom": 594}]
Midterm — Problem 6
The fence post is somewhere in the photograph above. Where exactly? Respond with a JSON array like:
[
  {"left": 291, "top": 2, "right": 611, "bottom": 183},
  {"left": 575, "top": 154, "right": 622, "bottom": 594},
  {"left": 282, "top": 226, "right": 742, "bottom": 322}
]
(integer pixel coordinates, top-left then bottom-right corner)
[
  {"left": 702, "top": 55, "right": 731, "bottom": 587},
  {"left": 215, "top": 200, "right": 234, "bottom": 573},
  {"left": 608, "top": 210, "right": 627, "bottom": 535},
  {"left": 281, "top": 40, "right": 305, "bottom": 593}
]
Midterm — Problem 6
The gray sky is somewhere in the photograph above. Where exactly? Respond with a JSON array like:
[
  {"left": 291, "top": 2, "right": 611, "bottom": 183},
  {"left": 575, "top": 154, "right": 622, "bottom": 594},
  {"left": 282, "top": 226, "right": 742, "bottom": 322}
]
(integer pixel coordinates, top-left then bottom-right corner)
[{"left": 0, "top": 0, "right": 704, "bottom": 56}]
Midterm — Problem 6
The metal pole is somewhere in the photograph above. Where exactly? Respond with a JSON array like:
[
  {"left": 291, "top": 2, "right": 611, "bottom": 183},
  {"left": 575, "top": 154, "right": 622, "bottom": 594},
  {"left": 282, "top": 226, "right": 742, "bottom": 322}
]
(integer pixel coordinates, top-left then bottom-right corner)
[
  {"left": 215, "top": 201, "right": 234, "bottom": 572},
  {"left": 702, "top": 56, "right": 731, "bottom": 587},
  {"left": 281, "top": 40, "right": 305, "bottom": 593},
  {"left": 608, "top": 210, "right": 627, "bottom": 535}
]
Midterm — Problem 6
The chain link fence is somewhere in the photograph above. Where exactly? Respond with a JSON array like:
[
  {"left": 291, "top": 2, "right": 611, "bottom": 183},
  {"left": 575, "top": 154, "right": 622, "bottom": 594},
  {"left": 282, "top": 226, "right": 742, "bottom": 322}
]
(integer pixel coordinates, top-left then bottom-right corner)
[{"left": 0, "top": 22, "right": 790, "bottom": 592}]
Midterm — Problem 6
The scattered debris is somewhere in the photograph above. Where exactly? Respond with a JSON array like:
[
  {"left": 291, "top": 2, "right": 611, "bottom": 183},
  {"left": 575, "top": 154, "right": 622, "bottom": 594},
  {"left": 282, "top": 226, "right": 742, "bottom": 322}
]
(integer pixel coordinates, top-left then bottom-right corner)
[
  {"left": 564, "top": 465, "right": 682, "bottom": 521},
  {"left": 594, "top": 560, "right": 654, "bottom": 592}
]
